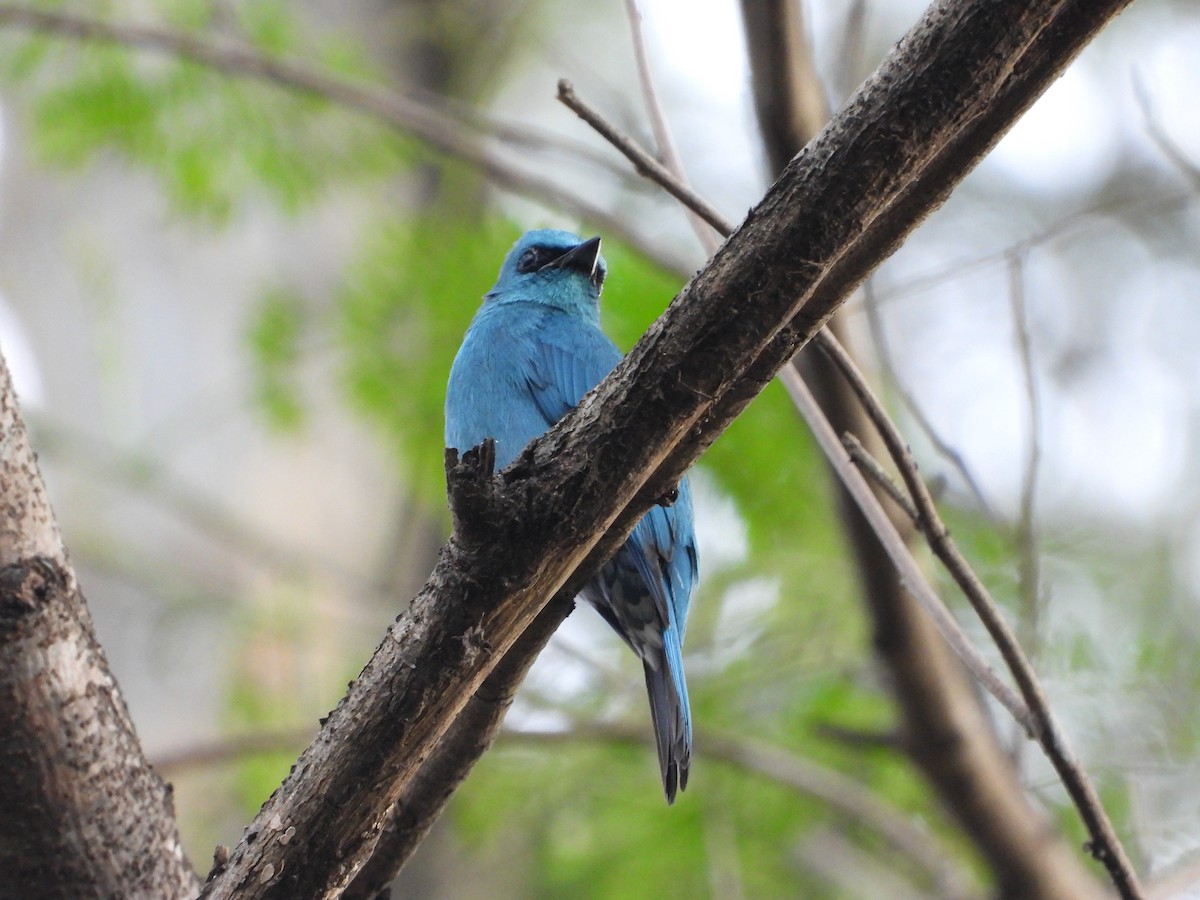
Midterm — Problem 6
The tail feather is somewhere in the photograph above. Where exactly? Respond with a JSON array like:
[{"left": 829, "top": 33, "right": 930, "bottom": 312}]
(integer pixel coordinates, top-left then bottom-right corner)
[{"left": 643, "top": 638, "right": 692, "bottom": 804}]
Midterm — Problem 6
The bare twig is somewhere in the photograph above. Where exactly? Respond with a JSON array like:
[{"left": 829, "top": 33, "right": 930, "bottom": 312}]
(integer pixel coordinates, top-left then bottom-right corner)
[
  {"left": 861, "top": 279, "right": 995, "bottom": 513},
  {"left": 780, "top": 368, "right": 1030, "bottom": 726},
  {"left": 812, "top": 333, "right": 1141, "bottom": 897},
  {"left": 558, "top": 80, "right": 729, "bottom": 237},
  {"left": 843, "top": 432, "right": 920, "bottom": 523},
  {"left": 623, "top": 0, "right": 723, "bottom": 255},
  {"left": 1009, "top": 252, "right": 1043, "bottom": 664},
  {"left": 1133, "top": 74, "right": 1200, "bottom": 189},
  {"left": 403, "top": 82, "right": 655, "bottom": 188}
]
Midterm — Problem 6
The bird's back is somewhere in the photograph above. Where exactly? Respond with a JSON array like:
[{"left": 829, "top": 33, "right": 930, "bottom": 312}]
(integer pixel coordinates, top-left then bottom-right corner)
[{"left": 446, "top": 299, "right": 621, "bottom": 469}]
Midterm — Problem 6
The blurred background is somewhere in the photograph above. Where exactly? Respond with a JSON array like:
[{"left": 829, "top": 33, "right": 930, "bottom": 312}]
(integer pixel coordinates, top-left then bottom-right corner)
[{"left": 0, "top": 0, "right": 1198, "bottom": 896}]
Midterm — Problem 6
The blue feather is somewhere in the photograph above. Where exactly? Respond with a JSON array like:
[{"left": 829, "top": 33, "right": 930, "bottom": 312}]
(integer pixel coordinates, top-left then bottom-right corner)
[{"left": 445, "top": 229, "right": 699, "bottom": 802}]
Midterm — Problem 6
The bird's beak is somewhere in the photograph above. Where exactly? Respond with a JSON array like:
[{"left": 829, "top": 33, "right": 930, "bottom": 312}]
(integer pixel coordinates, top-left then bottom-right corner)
[{"left": 542, "top": 236, "right": 602, "bottom": 284}]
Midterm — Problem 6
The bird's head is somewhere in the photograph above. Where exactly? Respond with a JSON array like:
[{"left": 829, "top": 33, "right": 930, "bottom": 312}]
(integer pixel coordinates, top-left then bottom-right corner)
[{"left": 488, "top": 229, "right": 608, "bottom": 315}]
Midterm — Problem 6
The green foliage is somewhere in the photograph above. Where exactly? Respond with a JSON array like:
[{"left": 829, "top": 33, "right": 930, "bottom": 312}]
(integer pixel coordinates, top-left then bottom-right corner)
[
  {"left": 335, "top": 215, "right": 521, "bottom": 506},
  {"left": 0, "top": 5, "right": 407, "bottom": 222},
  {"left": 246, "top": 287, "right": 307, "bottom": 432},
  {"left": 221, "top": 586, "right": 321, "bottom": 816}
]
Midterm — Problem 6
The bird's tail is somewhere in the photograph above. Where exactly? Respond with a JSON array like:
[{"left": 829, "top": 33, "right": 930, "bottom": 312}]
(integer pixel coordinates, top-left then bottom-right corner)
[{"left": 643, "top": 628, "right": 692, "bottom": 804}]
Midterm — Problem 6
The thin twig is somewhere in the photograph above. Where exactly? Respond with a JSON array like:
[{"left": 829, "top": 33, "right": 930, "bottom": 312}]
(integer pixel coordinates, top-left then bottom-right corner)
[
  {"left": 556, "top": 79, "right": 1139, "bottom": 898},
  {"left": 842, "top": 432, "right": 920, "bottom": 522},
  {"left": 622, "top": 0, "right": 723, "bottom": 256},
  {"left": 0, "top": 3, "right": 692, "bottom": 274},
  {"left": 812, "top": 333, "right": 1140, "bottom": 896},
  {"left": 404, "top": 82, "right": 655, "bottom": 188},
  {"left": 861, "top": 279, "right": 995, "bottom": 514},
  {"left": 1133, "top": 74, "right": 1200, "bottom": 190},
  {"left": 779, "top": 368, "right": 1031, "bottom": 728},
  {"left": 1009, "top": 252, "right": 1043, "bottom": 665},
  {"left": 558, "top": 79, "right": 730, "bottom": 237}
]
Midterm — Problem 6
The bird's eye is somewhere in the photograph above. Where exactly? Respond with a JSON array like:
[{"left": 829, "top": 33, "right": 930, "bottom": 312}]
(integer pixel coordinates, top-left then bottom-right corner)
[{"left": 516, "top": 248, "right": 542, "bottom": 274}]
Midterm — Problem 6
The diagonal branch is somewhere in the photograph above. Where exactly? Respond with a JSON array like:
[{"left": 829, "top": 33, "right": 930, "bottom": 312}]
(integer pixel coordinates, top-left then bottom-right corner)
[
  {"left": 194, "top": 2, "right": 1133, "bottom": 897},
  {"left": 1009, "top": 251, "right": 1044, "bottom": 667},
  {"left": 861, "top": 278, "right": 996, "bottom": 512}
]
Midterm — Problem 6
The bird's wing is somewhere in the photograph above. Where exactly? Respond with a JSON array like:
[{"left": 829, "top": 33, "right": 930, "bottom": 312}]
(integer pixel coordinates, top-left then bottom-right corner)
[
  {"left": 626, "top": 483, "right": 698, "bottom": 642},
  {"left": 523, "top": 313, "right": 698, "bottom": 640},
  {"left": 523, "top": 314, "right": 622, "bottom": 427}
]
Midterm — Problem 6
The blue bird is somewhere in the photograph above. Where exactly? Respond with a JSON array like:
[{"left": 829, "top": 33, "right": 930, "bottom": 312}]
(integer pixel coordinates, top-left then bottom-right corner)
[{"left": 445, "top": 229, "right": 699, "bottom": 802}]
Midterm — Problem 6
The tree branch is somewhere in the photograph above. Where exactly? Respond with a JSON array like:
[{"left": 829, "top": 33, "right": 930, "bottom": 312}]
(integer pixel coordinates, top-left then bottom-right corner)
[
  {"left": 843, "top": 432, "right": 920, "bottom": 522},
  {"left": 192, "top": 2, "right": 1134, "bottom": 896},
  {"left": 0, "top": 356, "right": 201, "bottom": 898},
  {"left": 340, "top": 593, "right": 573, "bottom": 900}
]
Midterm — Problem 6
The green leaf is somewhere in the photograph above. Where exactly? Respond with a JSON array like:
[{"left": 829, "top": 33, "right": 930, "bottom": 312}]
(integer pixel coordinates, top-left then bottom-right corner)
[
  {"left": 335, "top": 215, "right": 521, "bottom": 504},
  {"left": 5, "top": 20, "right": 406, "bottom": 222},
  {"left": 246, "top": 287, "right": 308, "bottom": 432}
]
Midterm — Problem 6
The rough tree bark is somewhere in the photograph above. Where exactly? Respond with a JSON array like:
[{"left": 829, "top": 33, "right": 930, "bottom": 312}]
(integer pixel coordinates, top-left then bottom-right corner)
[
  {"left": 196, "top": 1, "right": 1133, "bottom": 897},
  {"left": 0, "top": 355, "right": 201, "bottom": 899},
  {"left": 340, "top": 594, "right": 573, "bottom": 900}
]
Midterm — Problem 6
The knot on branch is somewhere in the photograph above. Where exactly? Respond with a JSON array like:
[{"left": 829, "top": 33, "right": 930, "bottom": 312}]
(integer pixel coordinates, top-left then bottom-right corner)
[
  {"left": 0, "top": 556, "right": 69, "bottom": 626},
  {"left": 205, "top": 845, "right": 230, "bottom": 884},
  {"left": 445, "top": 440, "right": 500, "bottom": 547}
]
